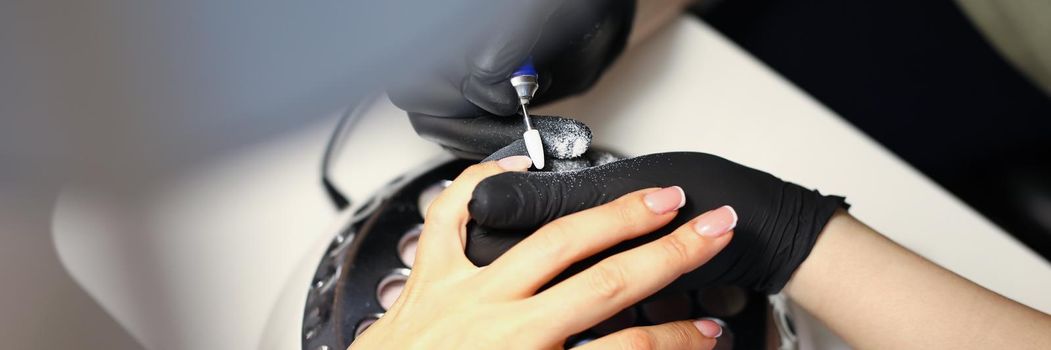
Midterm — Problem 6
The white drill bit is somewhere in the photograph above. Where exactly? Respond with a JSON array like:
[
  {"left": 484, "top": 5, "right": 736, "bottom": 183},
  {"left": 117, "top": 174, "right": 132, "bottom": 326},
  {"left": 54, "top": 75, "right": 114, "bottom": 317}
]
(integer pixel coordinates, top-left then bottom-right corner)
[{"left": 520, "top": 105, "right": 545, "bottom": 169}]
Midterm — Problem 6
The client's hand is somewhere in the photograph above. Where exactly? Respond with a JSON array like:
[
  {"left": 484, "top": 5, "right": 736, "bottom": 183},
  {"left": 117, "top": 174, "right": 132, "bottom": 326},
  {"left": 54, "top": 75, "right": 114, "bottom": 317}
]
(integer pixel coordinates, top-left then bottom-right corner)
[
  {"left": 467, "top": 152, "right": 848, "bottom": 294},
  {"left": 351, "top": 156, "right": 733, "bottom": 349}
]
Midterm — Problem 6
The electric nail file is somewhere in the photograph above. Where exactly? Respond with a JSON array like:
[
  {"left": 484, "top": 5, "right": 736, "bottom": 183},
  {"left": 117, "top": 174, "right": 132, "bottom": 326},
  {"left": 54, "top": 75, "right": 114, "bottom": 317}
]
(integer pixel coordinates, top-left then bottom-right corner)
[{"left": 509, "top": 59, "right": 545, "bottom": 169}]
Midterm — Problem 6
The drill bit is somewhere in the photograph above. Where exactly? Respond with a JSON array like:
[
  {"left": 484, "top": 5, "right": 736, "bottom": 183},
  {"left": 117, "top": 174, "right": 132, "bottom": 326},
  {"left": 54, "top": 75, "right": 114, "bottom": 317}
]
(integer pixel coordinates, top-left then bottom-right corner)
[
  {"left": 510, "top": 59, "right": 544, "bottom": 169},
  {"left": 521, "top": 104, "right": 533, "bottom": 129}
]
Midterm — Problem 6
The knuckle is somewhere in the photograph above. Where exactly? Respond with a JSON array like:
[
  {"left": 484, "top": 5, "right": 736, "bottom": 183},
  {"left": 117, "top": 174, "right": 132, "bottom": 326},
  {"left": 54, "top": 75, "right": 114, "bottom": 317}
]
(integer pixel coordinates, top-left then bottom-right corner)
[
  {"left": 612, "top": 198, "right": 647, "bottom": 231},
  {"left": 529, "top": 226, "right": 571, "bottom": 262},
  {"left": 657, "top": 234, "right": 695, "bottom": 267},
  {"left": 665, "top": 322, "right": 700, "bottom": 346},
  {"left": 424, "top": 197, "right": 459, "bottom": 223},
  {"left": 543, "top": 218, "right": 576, "bottom": 239},
  {"left": 586, "top": 264, "right": 628, "bottom": 300},
  {"left": 619, "top": 329, "right": 656, "bottom": 350},
  {"left": 423, "top": 196, "right": 445, "bottom": 219}
]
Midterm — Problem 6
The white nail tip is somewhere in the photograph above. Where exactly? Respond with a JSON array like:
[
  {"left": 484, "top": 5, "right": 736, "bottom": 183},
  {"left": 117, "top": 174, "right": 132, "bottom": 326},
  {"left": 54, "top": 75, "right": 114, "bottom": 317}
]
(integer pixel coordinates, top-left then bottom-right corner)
[
  {"left": 674, "top": 186, "right": 686, "bottom": 209},
  {"left": 724, "top": 205, "right": 738, "bottom": 230}
]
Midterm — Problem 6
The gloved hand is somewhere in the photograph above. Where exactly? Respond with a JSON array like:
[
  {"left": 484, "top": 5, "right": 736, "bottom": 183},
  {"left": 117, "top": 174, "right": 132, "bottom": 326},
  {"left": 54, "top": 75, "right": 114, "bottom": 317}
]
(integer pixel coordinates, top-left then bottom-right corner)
[
  {"left": 466, "top": 152, "right": 848, "bottom": 294},
  {"left": 410, "top": 114, "right": 594, "bottom": 161},
  {"left": 388, "top": 0, "right": 635, "bottom": 159}
]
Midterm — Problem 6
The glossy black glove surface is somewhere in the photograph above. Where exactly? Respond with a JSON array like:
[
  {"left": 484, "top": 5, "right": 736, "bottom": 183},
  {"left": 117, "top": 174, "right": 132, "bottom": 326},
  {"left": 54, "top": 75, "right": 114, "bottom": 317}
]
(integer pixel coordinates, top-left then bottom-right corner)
[
  {"left": 466, "top": 152, "right": 848, "bottom": 294},
  {"left": 389, "top": 0, "right": 634, "bottom": 117},
  {"left": 409, "top": 113, "right": 593, "bottom": 160},
  {"left": 389, "top": 0, "right": 633, "bottom": 158}
]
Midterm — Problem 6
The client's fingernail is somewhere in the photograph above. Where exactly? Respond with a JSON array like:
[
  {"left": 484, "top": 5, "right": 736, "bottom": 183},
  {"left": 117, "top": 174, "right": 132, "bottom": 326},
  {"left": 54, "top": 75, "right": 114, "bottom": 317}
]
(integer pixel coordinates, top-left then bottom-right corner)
[
  {"left": 643, "top": 186, "right": 685, "bottom": 214},
  {"left": 694, "top": 318, "right": 723, "bottom": 338},
  {"left": 692, "top": 205, "right": 737, "bottom": 238},
  {"left": 497, "top": 155, "right": 533, "bottom": 171}
]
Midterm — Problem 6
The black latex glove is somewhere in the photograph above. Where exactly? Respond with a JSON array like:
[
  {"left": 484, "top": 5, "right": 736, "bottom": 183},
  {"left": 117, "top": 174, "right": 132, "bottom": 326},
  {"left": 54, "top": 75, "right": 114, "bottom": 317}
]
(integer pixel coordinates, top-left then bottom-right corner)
[
  {"left": 410, "top": 114, "right": 595, "bottom": 160},
  {"left": 466, "top": 152, "right": 848, "bottom": 294},
  {"left": 388, "top": 0, "right": 634, "bottom": 159}
]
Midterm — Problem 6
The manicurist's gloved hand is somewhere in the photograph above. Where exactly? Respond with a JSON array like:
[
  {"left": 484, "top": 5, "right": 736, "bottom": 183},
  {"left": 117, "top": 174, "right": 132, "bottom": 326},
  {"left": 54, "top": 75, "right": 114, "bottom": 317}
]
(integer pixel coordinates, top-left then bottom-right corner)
[
  {"left": 408, "top": 114, "right": 595, "bottom": 161},
  {"left": 467, "top": 152, "right": 848, "bottom": 294},
  {"left": 387, "top": 0, "right": 634, "bottom": 159}
]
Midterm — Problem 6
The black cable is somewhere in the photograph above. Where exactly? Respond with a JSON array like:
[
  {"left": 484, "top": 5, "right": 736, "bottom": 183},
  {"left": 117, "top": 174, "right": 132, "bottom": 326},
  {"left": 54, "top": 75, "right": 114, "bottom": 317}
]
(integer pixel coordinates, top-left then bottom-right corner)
[{"left": 321, "top": 95, "right": 375, "bottom": 210}]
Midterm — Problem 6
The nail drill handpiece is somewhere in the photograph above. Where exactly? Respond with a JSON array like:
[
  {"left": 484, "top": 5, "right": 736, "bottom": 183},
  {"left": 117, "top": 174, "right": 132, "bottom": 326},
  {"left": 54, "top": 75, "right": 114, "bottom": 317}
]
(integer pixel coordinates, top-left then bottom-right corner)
[{"left": 510, "top": 59, "right": 544, "bottom": 169}]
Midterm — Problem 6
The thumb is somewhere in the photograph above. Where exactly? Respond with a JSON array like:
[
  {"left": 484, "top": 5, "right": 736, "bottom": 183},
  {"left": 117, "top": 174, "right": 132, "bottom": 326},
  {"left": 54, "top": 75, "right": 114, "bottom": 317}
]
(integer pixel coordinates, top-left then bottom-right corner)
[{"left": 468, "top": 166, "right": 656, "bottom": 230}]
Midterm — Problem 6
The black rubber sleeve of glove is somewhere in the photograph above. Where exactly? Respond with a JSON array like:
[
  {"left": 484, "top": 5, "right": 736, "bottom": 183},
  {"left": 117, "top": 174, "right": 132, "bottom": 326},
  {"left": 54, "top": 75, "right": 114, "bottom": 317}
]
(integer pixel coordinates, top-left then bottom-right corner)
[{"left": 466, "top": 152, "right": 848, "bottom": 294}]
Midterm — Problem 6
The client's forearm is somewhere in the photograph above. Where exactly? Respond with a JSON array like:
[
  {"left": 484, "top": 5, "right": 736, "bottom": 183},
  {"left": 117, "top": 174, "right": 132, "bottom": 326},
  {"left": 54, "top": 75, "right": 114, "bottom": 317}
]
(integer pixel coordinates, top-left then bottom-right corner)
[{"left": 785, "top": 210, "right": 1051, "bottom": 349}]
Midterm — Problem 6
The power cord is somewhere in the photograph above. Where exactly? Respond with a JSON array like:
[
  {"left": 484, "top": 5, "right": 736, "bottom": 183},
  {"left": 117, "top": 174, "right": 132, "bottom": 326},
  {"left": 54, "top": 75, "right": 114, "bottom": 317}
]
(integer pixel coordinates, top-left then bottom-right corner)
[{"left": 321, "top": 94, "right": 377, "bottom": 210}]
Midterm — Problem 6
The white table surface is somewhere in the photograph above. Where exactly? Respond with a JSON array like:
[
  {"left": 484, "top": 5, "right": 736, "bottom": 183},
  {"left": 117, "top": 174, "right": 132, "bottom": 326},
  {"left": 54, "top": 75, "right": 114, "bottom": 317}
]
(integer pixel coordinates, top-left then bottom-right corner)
[{"left": 52, "top": 16, "right": 1051, "bottom": 350}]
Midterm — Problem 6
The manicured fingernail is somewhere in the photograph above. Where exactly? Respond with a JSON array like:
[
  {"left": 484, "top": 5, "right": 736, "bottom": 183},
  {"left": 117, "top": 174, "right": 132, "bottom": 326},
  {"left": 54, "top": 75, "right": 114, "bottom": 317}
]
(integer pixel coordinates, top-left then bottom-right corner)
[
  {"left": 694, "top": 318, "right": 723, "bottom": 338},
  {"left": 643, "top": 186, "right": 685, "bottom": 214},
  {"left": 497, "top": 155, "right": 533, "bottom": 171},
  {"left": 692, "top": 205, "right": 737, "bottom": 238}
]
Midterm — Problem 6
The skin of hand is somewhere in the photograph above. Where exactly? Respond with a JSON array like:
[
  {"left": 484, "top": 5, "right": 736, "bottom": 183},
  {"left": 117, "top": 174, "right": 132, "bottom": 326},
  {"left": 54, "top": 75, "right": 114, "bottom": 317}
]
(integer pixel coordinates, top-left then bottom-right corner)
[
  {"left": 350, "top": 156, "right": 735, "bottom": 349},
  {"left": 786, "top": 210, "right": 1051, "bottom": 349}
]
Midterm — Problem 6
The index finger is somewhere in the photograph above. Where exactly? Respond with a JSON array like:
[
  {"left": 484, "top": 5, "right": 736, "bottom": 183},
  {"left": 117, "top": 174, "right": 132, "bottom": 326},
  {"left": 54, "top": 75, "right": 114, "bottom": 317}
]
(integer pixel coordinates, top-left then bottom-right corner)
[{"left": 525, "top": 206, "right": 737, "bottom": 334}]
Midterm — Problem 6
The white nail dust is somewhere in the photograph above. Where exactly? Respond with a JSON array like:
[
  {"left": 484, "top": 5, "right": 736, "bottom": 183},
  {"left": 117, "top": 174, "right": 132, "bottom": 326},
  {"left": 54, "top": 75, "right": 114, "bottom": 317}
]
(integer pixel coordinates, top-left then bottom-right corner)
[{"left": 534, "top": 116, "right": 592, "bottom": 159}]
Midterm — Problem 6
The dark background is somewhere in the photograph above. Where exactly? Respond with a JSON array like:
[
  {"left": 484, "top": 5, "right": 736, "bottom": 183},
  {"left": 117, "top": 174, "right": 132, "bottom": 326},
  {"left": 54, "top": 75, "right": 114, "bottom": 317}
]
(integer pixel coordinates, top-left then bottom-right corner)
[{"left": 693, "top": 0, "right": 1051, "bottom": 261}]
